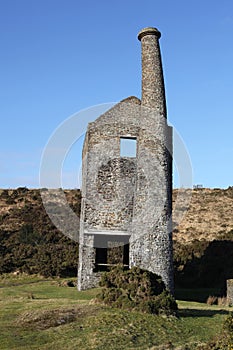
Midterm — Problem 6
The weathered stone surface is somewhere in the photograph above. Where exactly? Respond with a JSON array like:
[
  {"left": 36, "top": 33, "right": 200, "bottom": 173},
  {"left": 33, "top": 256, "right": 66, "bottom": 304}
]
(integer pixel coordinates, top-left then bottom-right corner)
[
  {"left": 227, "top": 279, "right": 233, "bottom": 306},
  {"left": 78, "top": 27, "right": 173, "bottom": 293},
  {"left": 138, "top": 27, "right": 166, "bottom": 114}
]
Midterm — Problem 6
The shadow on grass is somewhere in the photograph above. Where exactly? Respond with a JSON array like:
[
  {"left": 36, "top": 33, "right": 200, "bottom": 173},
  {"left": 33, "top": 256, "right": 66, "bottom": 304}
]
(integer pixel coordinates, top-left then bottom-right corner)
[
  {"left": 175, "top": 288, "right": 222, "bottom": 303},
  {"left": 178, "top": 308, "right": 229, "bottom": 318}
]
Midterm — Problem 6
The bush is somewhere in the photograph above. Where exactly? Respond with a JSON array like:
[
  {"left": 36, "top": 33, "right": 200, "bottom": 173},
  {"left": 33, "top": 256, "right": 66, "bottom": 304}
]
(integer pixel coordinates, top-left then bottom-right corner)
[{"left": 97, "top": 265, "right": 177, "bottom": 316}]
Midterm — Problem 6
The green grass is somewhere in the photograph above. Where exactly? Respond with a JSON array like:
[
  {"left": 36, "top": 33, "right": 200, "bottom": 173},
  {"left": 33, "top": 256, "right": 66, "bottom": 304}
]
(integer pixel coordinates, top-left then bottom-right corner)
[{"left": 0, "top": 274, "right": 232, "bottom": 350}]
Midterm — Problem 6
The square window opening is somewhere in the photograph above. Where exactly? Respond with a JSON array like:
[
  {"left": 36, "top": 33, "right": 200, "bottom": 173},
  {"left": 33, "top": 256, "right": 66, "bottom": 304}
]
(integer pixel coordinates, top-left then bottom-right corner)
[
  {"left": 94, "top": 235, "right": 129, "bottom": 272},
  {"left": 120, "top": 137, "right": 137, "bottom": 157}
]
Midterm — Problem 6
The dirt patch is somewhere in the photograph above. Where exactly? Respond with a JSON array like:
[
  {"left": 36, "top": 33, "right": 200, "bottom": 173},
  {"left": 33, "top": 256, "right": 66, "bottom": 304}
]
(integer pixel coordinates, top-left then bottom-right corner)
[{"left": 16, "top": 305, "right": 100, "bottom": 330}]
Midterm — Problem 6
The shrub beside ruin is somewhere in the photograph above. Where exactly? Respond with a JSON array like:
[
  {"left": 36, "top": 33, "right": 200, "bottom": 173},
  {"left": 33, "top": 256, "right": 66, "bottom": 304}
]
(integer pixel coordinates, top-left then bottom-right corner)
[{"left": 97, "top": 265, "right": 177, "bottom": 316}]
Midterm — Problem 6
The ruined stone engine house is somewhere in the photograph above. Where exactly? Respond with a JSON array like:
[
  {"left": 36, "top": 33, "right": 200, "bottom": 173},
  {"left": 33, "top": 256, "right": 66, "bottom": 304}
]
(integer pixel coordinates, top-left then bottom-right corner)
[{"left": 78, "top": 27, "right": 174, "bottom": 292}]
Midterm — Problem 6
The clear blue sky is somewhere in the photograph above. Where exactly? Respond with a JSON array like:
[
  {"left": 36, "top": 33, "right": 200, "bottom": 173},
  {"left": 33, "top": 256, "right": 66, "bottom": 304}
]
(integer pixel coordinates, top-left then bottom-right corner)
[{"left": 1, "top": 0, "right": 233, "bottom": 189}]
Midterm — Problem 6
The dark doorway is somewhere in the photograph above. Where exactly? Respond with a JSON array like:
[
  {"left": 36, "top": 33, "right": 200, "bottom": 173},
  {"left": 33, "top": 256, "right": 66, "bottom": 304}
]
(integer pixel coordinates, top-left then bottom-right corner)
[{"left": 94, "top": 234, "right": 129, "bottom": 272}]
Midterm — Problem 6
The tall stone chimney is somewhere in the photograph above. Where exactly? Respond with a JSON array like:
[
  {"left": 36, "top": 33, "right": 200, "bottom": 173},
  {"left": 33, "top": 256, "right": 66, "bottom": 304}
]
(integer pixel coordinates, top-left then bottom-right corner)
[{"left": 138, "top": 27, "right": 167, "bottom": 116}]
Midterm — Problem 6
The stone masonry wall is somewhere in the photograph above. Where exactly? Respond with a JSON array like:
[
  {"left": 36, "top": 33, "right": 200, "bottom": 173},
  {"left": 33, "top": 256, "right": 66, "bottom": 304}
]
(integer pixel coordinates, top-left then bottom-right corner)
[
  {"left": 129, "top": 108, "right": 173, "bottom": 292},
  {"left": 138, "top": 27, "right": 166, "bottom": 115},
  {"left": 227, "top": 279, "right": 233, "bottom": 306},
  {"left": 78, "top": 99, "right": 141, "bottom": 289},
  {"left": 78, "top": 98, "right": 173, "bottom": 291},
  {"left": 78, "top": 28, "right": 173, "bottom": 292}
]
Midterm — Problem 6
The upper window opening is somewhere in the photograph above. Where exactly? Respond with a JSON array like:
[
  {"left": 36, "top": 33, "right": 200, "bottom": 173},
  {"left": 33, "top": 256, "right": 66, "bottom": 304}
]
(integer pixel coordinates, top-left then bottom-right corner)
[{"left": 120, "top": 137, "right": 137, "bottom": 157}]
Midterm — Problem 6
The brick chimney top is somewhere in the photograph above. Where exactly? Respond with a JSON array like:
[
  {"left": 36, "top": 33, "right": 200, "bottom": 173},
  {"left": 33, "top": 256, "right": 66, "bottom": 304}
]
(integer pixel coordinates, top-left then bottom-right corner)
[{"left": 138, "top": 27, "right": 161, "bottom": 41}]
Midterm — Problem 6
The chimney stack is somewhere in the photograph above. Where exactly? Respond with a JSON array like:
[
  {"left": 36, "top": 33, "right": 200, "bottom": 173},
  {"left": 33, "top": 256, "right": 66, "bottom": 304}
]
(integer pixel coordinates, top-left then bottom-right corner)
[{"left": 138, "top": 27, "right": 167, "bottom": 117}]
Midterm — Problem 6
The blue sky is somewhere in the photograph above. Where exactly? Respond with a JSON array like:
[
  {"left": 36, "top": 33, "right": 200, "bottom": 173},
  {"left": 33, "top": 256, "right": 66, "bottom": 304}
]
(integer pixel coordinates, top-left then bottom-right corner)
[{"left": 0, "top": 0, "right": 233, "bottom": 189}]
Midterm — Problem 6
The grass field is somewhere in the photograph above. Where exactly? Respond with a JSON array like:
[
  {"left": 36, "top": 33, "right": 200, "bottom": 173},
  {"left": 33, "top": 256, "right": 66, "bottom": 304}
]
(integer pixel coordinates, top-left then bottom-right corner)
[{"left": 0, "top": 274, "right": 232, "bottom": 350}]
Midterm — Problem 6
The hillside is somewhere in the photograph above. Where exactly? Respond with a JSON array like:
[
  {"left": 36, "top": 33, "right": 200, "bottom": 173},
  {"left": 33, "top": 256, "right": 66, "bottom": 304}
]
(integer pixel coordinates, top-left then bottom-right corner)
[
  {"left": 173, "top": 187, "right": 233, "bottom": 243},
  {"left": 0, "top": 188, "right": 81, "bottom": 233},
  {"left": 1, "top": 187, "right": 232, "bottom": 242},
  {"left": 0, "top": 187, "right": 232, "bottom": 289},
  {"left": 173, "top": 187, "right": 233, "bottom": 288},
  {"left": 0, "top": 188, "right": 81, "bottom": 277}
]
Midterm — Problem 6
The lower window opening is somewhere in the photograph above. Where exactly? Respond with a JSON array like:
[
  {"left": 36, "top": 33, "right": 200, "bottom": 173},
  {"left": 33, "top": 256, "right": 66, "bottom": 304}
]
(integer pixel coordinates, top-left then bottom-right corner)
[{"left": 93, "top": 235, "right": 129, "bottom": 272}]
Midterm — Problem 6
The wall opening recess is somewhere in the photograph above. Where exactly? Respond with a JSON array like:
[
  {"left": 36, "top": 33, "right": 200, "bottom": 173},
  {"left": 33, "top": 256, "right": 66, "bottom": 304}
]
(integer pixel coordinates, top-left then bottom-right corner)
[
  {"left": 120, "top": 137, "right": 137, "bottom": 157},
  {"left": 94, "top": 234, "right": 129, "bottom": 272}
]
